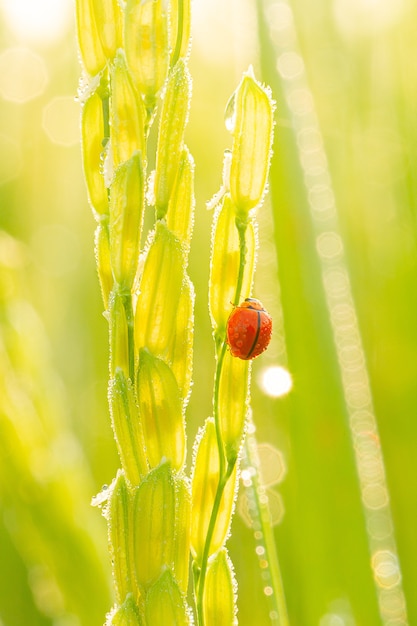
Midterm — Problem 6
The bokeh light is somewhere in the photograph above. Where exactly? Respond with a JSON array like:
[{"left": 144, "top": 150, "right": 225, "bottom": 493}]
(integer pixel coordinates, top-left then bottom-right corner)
[
  {"left": 42, "top": 96, "right": 80, "bottom": 147},
  {"left": 0, "top": 47, "right": 48, "bottom": 102},
  {"left": 0, "top": 134, "right": 22, "bottom": 184},
  {"left": 259, "top": 365, "right": 293, "bottom": 397}
]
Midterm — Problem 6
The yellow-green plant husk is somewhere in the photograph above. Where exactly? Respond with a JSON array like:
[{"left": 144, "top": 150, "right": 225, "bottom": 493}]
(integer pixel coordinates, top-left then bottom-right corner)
[
  {"left": 203, "top": 549, "right": 237, "bottom": 626},
  {"left": 191, "top": 418, "right": 238, "bottom": 563},
  {"left": 145, "top": 570, "right": 191, "bottom": 625},
  {"left": 136, "top": 349, "right": 186, "bottom": 471}
]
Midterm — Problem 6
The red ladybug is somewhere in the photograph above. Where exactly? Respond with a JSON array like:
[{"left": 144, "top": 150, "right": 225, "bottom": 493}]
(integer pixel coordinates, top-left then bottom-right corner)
[{"left": 226, "top": 298, "right": 272, "bottom": 360}]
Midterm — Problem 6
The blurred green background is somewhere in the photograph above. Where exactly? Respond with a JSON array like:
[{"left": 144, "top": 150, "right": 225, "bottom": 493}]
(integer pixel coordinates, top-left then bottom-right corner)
[{"left": 0, "top": 0, "right": 416, "bottom": 625}]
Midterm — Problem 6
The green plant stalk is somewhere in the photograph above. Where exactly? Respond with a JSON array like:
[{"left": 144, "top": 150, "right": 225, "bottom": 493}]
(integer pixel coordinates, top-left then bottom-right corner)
[{"left": 196, "top": 216, "right": 248, "bottom": 626}]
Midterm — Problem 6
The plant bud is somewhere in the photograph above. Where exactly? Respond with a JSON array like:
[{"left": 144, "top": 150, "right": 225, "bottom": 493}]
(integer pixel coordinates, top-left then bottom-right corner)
[
  {"left": 228, "top": 69, "right": 274, "bottom": 216},
  {"left": 203, "top": 549, "right": 237, "bottom": 626},
  {"left": 145, "top": 570, "right": 191, "bottom": 625},
  {"left": 109, "top": 152, "right": 144, "bottom": 290},
  {"left": 124, "top": 0, "right": 170, "bottom": 104},
  {"left": 92, "top": 0, "right": 123, "bottom": 59},
  {"left": 109, "top": 291, "right": 129, "bottom": 377},
  {"left": 172, "top": 474, "right": 191, "bottom": 594},
  {"left": 218, "top": 350, "right": 250, "bottom": 463},
  {"left": 133, "top": 463, "right": 176, "bottom": 588},
  {"left": 76, "top": 0, "right": 106, "bottom": 76},
  {"left": 134, "top": 222, "right": 184, "bottom": 357},
  {"left": 209, "top": 195, "right": 255, "bottom": 336},
  {"left": 76, "top": 0, "right": 122, "bottom": 76},
  {"left": 154, "top": 60, "right": 191, "bottom": 219},
  {"left": 137, "top": 349, "right": 185, "bottom": 471},
  {"left": 108, "top": 594, "right": 143, "bottom": 625},
  {"left": 107, "top": 472, "right": 136, "bottom": 604},
  {"left": 110, "top": 51, "right": 147, "bottom": 169},
  {"left": 81, "top": 90, "right": 108, "bottom": 216},
  {"left": 190, "top": 418, "right": 238, "bottom": 563},
  {"left": 108, "top": 370, "right": 149, "bottom": 485},
  {"left": 95, "top": 222, "right": 113, "bottom": 309},
  {"left": 166, "top": 146, "right": 195, "bottom": 254},
  {"left": 166, "top": 277, "right": 194, "bottom": 404}
]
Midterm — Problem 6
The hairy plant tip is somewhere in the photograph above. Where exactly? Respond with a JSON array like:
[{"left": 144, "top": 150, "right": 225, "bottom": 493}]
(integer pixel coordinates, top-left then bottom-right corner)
[
  {"left": 190, "top": 418, "right": 238, "bottom": 564},
  {"left": 209, "top": 194, "right": 256, "bottom": 338},
  {"left": 154, "top": 60, "right": 192, "bottom": 219},
  {"left": 203, "top": 549, "right": 238, "bottom": 626},
  {"left": 227, "top": 66, "right": 275, "bottom": 218},
  {"left": 124, "top": 0, "right": 170, "bottom": 108},
  {"left": 108, "top": 471, "right": 137, "bottom": 605},
  {"left": 110, "top": 51, "right": 147, "bottom": 169},
  {"left": 137, "top": 348, "right": 186, "bottom": 471},
  {"left": 76, "top": 0, "right": 122, "bottom": 76},
  {"left": 109, "top": 152, "right": 145, "bottom": 291},
  {"left": 106, "top": 594, "right": 143, "bottom": 626},
  {"left": 145, "top": 570, "right": 192, "bottom": 625}
]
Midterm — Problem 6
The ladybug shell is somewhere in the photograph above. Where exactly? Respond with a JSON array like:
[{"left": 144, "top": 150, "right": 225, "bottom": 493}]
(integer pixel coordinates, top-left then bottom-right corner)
[{"left": 226, "top": 298, "right": 272, "bottom": 360}]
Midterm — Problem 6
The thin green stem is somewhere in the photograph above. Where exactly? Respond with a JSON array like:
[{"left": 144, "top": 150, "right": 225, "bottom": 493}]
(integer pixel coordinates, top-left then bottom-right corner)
[
  {"left": 233, "top": 217, "right": 248, "bottom": 306},
  {"left": 244, "top": 430, "right": 289, "bottom": 626},
  {"left": 196, "top": 214, "right": 249, "bottom": 625}
]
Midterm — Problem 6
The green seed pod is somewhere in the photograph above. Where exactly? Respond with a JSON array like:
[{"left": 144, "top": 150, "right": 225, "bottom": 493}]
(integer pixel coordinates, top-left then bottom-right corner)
[
  {"left": 173, "top": 474, "right": 191, "bottom": 594},
  {"left": 76, "top": 0, "right": 107, "bottom": 76},
  {"left": 109, "top": 152, "right": 144, "bottom": 290},
  {"left": 95, "top": 222, "right": 113, "bottom": 309},
  {"left": 218, "top": 350, "right": 250, "bottom": 464},
  {"left": 209, "top": 194, "right": 256, "bottom": 335},
  {"left": 166, "top": 146, "right": 195, "bottom": 254},
  {"left": 166, "top": 276, "right": 194, "bottom": 404},
  {"left": 133, "top": 463, "right": 176, "bottom": 588},
  {"left": 108, "top": 472, "right": 136, "bottom": 605},
  {"left": 108, "top": 594, "right": 143, "bottom": 625},
  {"left": 228, "top": 70, "right": 274, "bottom": 217},
  {"left": 124, "top": 0, "right": 170, "bottom": 104},
  {"left": 109, "top": 370, "right": 149, "bottom": 485},
  {"left": 169, "top": 0, "right": 191, "bottom": 65},
  {"left": 137, "top": 349, "right": 185, "bottom": 471},
  {"left": 191, "top": 418, "right": 238, "bottom": 563},
  {"left": 145, "top": 570, "right": 191, "bottom": 625},
  {"left": 81, "top": 90, "right": 108, "bottom": 216},
  {"left": 203, "top": 549, "right": 237, "bottom": 626},
  {"left": 110, "top": 51, "right": 147, "bottom": 169},
  {"left": 154, "top": 60, "right": 192, "bottom": 219},
  {"left": 134, "top": 222, "right": 184, "bottom": 357}
]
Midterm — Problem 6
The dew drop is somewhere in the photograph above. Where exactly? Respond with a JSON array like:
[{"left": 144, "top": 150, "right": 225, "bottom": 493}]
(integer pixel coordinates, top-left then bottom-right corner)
[{"left": 224, "top": 91, "right": 236, "bottom": 132}]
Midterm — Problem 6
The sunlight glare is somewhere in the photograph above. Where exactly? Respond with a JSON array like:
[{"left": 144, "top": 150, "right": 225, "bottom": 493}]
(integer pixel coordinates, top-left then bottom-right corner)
[
  {"left": 1, "top": 0, "right": 72, "bottom": 44},
  {"left": 259, "top": 366, "right": 293, "bottom": 397}
]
